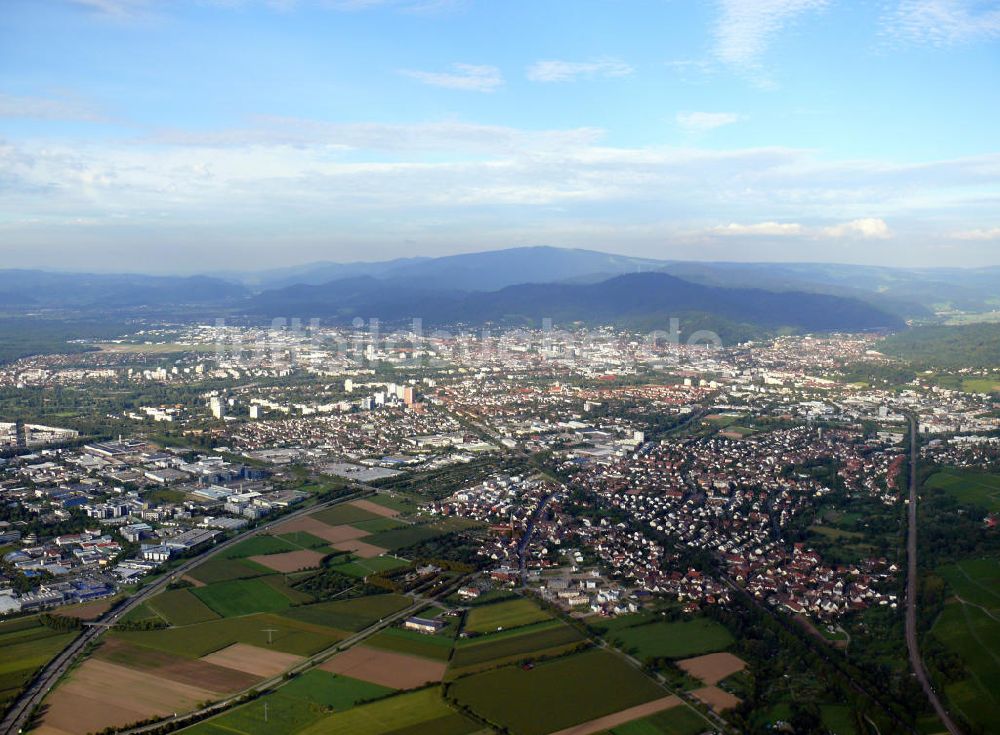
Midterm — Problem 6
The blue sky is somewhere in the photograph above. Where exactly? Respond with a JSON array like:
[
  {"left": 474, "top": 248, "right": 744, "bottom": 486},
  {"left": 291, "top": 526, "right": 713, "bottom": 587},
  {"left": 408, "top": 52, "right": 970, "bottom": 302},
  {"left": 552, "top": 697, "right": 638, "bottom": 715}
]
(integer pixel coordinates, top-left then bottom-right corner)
[{"left": 1, "top": 0, "right": 999, "bottom": 272}]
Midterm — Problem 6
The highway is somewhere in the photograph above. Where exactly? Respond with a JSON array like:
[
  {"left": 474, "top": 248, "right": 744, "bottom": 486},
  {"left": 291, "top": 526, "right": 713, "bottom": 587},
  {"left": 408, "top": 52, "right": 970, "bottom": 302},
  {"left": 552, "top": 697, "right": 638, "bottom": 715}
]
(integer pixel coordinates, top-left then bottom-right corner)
[
  {"left": 904, "top": 415, "right": 962, "bottom": 735},
  {"left": 0, "top": 488, "right": 371, "bottom": 735}
]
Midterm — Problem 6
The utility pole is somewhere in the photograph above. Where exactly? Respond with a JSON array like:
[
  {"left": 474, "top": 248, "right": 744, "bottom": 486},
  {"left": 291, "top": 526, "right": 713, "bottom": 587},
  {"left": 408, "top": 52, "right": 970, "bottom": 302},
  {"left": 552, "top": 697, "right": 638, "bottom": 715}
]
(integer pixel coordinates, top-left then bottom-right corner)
[{"left": 262, "top": 628, "right": 277, "bottom": 645}]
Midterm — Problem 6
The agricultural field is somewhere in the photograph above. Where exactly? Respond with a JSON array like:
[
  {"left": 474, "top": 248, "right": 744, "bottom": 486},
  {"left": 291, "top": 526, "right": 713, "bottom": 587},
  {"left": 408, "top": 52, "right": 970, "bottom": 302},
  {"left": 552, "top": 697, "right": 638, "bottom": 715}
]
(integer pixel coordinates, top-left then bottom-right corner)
[
  {"left": 366, "top": 626, "right": 455, "bottom": 661},
  {"left": 449, "top": 648, "right": 667, "bottom": 735},
  {"left": 463, "top": 597, "right": 553, "bottom": 634},
  {"left": 0, "top": 616, "right": 76, "bottom": 711},
  {"left": 931, "top": 556, "right": 1000, "bottom": 734},
  {"left": 595, "top": 616, "right": 734, "bottom": 660},
  {"left": 281, "top": 593, "right": 412, "bottom": 631},
  {"left": 926, "top": 469, "right": 1000, "bottom": 512},
  {"left": 221, "top": 535, "right": 300, "bottom": 559},
  {"left": 318, "top": 644, "right": 447, "bottom": 689},
  {"left": 148, "top": 588, "right": 221, "bottom": 626},
  {"left": 329, "top": 554, "right": 411, "bottom": 578},
  {"left": 449, "top": 620, "right": 585, "bottom": 671},
  {"left": 112, "top": 612, "right": 346, "bottom": 657},
  {"left": 311, "top": 503, "right": 384, "bottom": 526},
  {"left": 192, "top": 577, "right": 294, "bottom": 617},
  {"left": 186, "top": 557, "right": 268, "bottom": 585},
  {"left": 609, "top": 705, "right": 707, "bottom": 735},
  {"left": 298, "top": 687, "right": 479, "bottom": 735}
]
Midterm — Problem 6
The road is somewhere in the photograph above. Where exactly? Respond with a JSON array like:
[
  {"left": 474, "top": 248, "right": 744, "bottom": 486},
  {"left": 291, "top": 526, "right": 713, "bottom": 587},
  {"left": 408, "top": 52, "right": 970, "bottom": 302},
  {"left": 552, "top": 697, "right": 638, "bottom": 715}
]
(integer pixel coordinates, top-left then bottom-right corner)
[
  {"left": 0, "top": 488, "right": 371, "bottom": 735},
  {"left": 904, "top": 414, "right": 963, "bottom": 735},
  {"left": 518, "top": 491, "right": 555, "bottom": 587}
]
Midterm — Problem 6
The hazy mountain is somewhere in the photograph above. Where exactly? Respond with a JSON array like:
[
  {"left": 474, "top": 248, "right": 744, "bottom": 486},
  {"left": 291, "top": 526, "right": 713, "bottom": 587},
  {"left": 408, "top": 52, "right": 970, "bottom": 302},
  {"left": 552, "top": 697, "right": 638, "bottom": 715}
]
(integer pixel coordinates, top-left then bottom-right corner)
[
  {"left": 0, "top": 270, "right": 247, "bottom": 310},
  {"left": 231, "top": 246, "right": 665, "bottom": 290},
  {"left": 248, "top": 271, "right": 903, "bottom": 336},
  {"left": 658, "top": 262, "right": 1000, "bottom": 317},
  {"left": 233, "top": 248, "right": 1000, "bottom": 317}
]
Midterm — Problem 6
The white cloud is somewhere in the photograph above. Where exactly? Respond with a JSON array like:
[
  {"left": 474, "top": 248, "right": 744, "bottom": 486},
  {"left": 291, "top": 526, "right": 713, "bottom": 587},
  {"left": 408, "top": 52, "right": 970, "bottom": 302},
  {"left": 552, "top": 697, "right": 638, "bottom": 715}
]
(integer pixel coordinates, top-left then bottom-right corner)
[
  {"left": 887, "top": 0, "right": 1000, "bottom": 45},
  {"left": 526, "top": 57, "right": 634, "bottom": 82},
  {"left": 399, "top": 63, "right": 503, "bottom": 92},
  {"left": 709, "top": 218, "right": 893, "bottom": 239},
  {"left": 821, "top": 218, "right": 892, "bottom": 239},
  {"left": 0, "top": 93, "right": 107, "bottom": 122},
  {"left": 676, "top": 111, "right": 743, "bottom": 132},
  {"left": 713, "top": 0, "right": 828, "bottom": 68},
  {"left": 711, "top": 221, "right": 804, "bottom": 236},
  {"left": 952, "top": 226, "right": 1000, "bottom": 240}
]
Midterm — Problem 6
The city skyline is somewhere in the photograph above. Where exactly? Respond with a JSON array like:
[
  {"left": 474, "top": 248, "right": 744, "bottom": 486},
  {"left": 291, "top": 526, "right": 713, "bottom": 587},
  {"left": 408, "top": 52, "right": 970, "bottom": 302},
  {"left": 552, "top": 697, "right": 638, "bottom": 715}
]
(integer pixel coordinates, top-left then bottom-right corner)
[{"left": 1, "top": 0, "right": 999, "bottom": 272}]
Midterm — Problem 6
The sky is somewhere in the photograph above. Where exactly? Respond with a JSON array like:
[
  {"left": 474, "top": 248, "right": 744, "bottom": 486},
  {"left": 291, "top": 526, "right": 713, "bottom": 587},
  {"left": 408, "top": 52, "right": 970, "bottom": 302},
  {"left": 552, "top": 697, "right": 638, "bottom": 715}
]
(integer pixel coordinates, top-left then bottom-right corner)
[{"left": 1, "top": 0, "right": 999, "bottom": 273}]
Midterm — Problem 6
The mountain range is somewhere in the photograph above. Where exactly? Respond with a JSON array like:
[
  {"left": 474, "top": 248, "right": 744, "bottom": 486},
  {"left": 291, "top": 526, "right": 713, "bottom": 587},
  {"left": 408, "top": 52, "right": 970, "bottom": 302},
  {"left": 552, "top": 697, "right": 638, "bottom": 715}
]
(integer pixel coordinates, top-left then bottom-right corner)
[{"left": 6, "top": 246, "right": 1000, "bottom": 337}]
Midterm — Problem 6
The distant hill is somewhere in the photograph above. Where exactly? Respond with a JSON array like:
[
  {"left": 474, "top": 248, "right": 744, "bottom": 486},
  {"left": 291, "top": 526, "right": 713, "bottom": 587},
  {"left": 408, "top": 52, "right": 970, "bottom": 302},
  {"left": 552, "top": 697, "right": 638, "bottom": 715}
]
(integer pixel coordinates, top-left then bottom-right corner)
[
  {"left": 248, "top": 271, "right": 904, "bottom": 337},
  {"left": 231, "top": 248, "right": 1000, "bottom": 318},
  {"left": 0, "top": 270, "right": 247, "bottom": 310},
  {"left": 658, "top": 261, "right": 1000, "bottom": 317},
  {"left": 879, "top": 323, "right": 1000, "bottom": 369},
  {"left": 230, "top": 246, "right": 664, "bottom": 290}
]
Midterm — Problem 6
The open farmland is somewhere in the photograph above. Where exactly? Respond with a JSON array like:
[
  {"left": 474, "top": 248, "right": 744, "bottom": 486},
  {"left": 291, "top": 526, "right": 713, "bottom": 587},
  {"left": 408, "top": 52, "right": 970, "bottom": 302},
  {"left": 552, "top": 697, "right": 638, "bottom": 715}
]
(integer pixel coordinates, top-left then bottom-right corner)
[
  {"left": 281, "top": 593, "right": 411, "bottom": 631},
  {"left": 148, "top": 588, "right": 221, "bottom": 626},
  {"left": 178, "top": 670, "right": 396, "bottom": 735},
  {"left": 366, "top": 626, "right": 455, "bottom": 660},
  {"left": 36, "top": 658, "right": 216, "bottom": 735},
  {"left": 598, "top": 616, "right": 734, "bottom": 660},
  {"left": 329, "top": 554, "right": 410, "bottom": 578},
  {"left": 186, "top": 557, "right": 268, "bottom": 584},
  {"left": 0, "top": 617, "right": 76, "bottom": 712},
  {"left": 297, "top": 687, "right": 478, "bottom": 735},
  {"left": 463, "top": 597, "right": 553, "bottom": 634},
  {"left": 250, "top": 549, "right": 327, "bottom": 572},
  {"left": 112, "top": 612, "right": 346, "bottom": 657},
  {"left": 318, "top": 644, "right": 447, "bottom": 688},
  {"left": 930, "top": 560, "right": 1000, "bottom": 734},
  {"left": 449, "top": 620, "right": 585, "bottom": 671},
  {"left": 192, "top": 577, "right": 294, "bottom": 617},
  {"left": 448, "top": 649, "right": 667, "bottom": 735},
  {"left": 609, "top": 705, "right": 709, "bottom": 735},
  {"left": 221, "top": 534, "right": 299, "bottom": 559},
  {"left": 926, "top": 469, "right": 1000, "bottom": 512},
  {"left": 94, "top": 638, "right": 260, "bottom": 692}
]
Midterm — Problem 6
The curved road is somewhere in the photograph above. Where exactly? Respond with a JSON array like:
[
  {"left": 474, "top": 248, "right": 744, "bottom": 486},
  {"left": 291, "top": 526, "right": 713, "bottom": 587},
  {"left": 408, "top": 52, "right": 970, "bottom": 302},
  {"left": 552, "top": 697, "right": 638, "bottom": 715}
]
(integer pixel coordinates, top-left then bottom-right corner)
[
  {"left": 0, "top": 489, "right": 370, "bottom": 735},
  {"left": 904, "top": 415, "right": 962, "bottom": 735}
]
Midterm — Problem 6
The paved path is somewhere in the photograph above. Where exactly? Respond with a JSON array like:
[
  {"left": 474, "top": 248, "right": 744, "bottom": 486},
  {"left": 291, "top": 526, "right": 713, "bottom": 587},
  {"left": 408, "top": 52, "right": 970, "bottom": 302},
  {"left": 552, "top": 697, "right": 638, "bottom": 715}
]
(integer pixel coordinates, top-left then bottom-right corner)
[{"left": 903, "top": 415, "right": 963, "bottom": 735}]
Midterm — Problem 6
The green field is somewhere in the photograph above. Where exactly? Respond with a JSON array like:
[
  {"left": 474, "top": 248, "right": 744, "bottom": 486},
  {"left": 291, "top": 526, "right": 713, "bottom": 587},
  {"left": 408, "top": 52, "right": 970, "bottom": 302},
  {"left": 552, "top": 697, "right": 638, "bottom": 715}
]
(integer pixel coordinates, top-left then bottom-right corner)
[
  {"left": 112, "top": 612, "right": 346, "bottom": 657},
  {"left": 926, "top": 469, "right": 1000, "bottom": 512},
  {"left": 282, "top": 593, "right": 412, "bottom": 631},
  {"left": 450, "top": 649, "right": 667, "bottom": 735},
  {"left": 187, "top": 557, "right": 268, "bottom": 585},
  {"left": 298, "top": 687, "right": 478, "bottom": 735},
  {"left": 221, "top": 535, "right": 299, "bottom": 559},
  {"left": 597, "top": 616, "right": 734, "bottom": 660},
  {"left": 463, "top": 597, "right": 553, "bottom": 634},
  {"left": 183, "top": 669, "right": 396, "bottom": 733},
  {"left": 192, "top": 578, "right": 294, "bottom": 617},
  {"left": 366, "top": 627, "right": 455, "bottom": 661},
  {"left": 148, "top": 588, "right": 221, "bottom": 626},
  {"left": 931, "top": 556, "right": 1000, "bottom": 733},
  {"left": 350, "top": 517, "right": 408, "bottom": 534},
  {"left": 0, "top": 617, "right": 76, "bottom": 711},
  {"left": 449, "top": 620, "right": 585, "bottom": 671},
  {"left": 330, "top": 555, "right": 411, "bottom": 578},
  {"left": 362, "top": 525, "right": 449, "bottom": 550},
  {"left": 311, "top": 504, "right": 383, "bottom": 526},
  {"left": 610, "top": 706, "right": 707, "bottom": 735},
  {"left": 276, "top": 531, "right": 334, "bottom": 550},
  {"left": 366, "top": 493, "right": 421, "bottom": 513}
]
